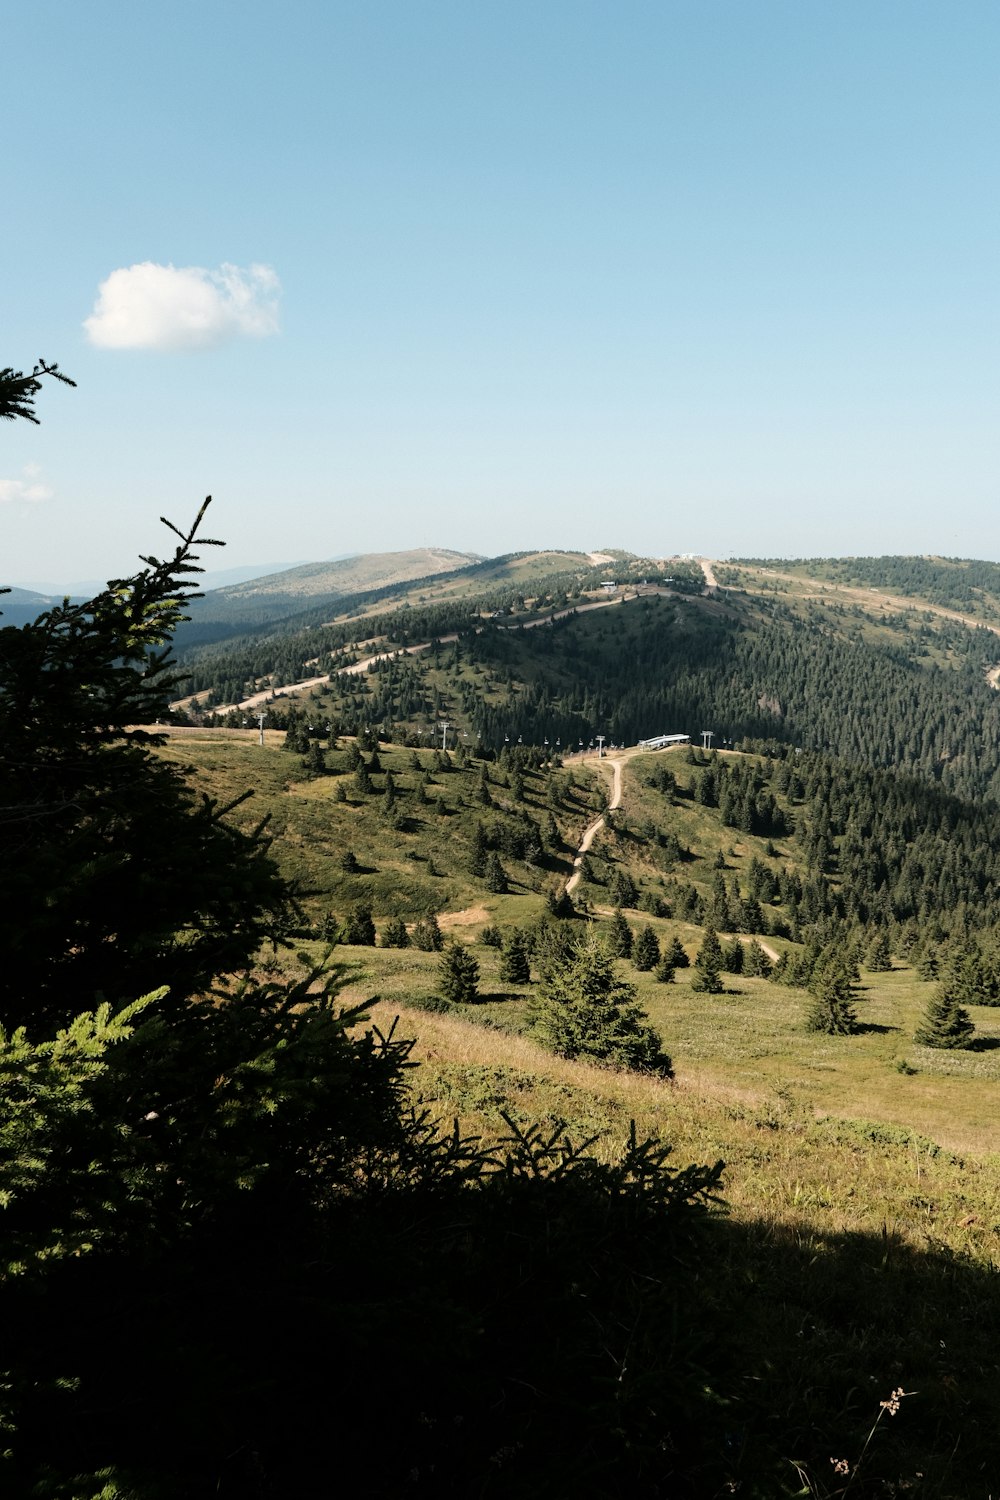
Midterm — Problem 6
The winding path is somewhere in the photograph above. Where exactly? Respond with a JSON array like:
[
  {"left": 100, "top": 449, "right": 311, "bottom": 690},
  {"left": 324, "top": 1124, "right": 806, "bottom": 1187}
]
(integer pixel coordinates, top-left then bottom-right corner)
[{"left": 566, "top": 750, "right": 633, "bottom": 895}]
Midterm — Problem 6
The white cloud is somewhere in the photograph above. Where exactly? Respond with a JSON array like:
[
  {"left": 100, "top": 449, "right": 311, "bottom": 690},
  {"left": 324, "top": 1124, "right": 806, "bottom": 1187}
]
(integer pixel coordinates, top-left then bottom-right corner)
[
  {"left": 0, "top": 464, "right": 53, "bottom": 504},
  {"left": 84, "top": 261, "right": 281, "bottom": 350}
]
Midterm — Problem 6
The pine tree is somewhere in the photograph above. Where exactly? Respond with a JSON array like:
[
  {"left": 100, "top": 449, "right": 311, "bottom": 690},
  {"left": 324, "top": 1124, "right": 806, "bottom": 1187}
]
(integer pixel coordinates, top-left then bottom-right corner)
[
  {"left": 661, "top": 935, "right": 688, "bottom": 969},
  {"left": 633, "top": 925, "right": 660, "bottom": 972},
  {"left": 438, "top": 942, "right": 480, "bottom": 1005},
  {"left": 345, "top": 904, "right": 376, "bottom": 945},
  {"left": 411, "top": 915, "right": 444, "bottom": 951},
  {"left": 0, "top": 359, "right": 75, "bottom": 424},
  {"left": 805, "top": 962, "right": 857, "bottom": 1035},
  {"left": 914, "top": 983, "right": 975, "bottom": 1049},
  {"left": 303, "top": 739, "right": 327, "bottom": 777},
  {"left": 381, "top": 916, "right": 409, "bottom": 948},
  {"left": 606, "top": 907, "right": 634, "bottom": 958},
  {"left": 485, "top": 852, "right": 509, "bottom": 893},
  {"left": 865, "top": 929, "right": 893, "bottom": 972},
  {"left": 546, "top": 887, "right": 576, "bottom": 918},
  {"left": 0, "top": 496, "right": 294, "bottom": 1030},
  {"left": 743, "top": 939, "right": 773, "bottom": 978},
  {"left": 499, "top": 930, "right": 531, "bottom": 985},
  {"left": 722, "top": 938, "right": 744, "bottom": 975},
  {"left": 691, "top": 927, "right": 724, "bottom": 994},
  {"left": 530, "top": 940, "right": 672, "bottom": 1075},
  {"left": 654, "top": 956, "right": 675, "bottom": 983},
  {"left": 470, "top": 822, "right": 489, "bottom": 878},
  {"left": 610, "top": 869, "right": 638, "bottom": 908}
]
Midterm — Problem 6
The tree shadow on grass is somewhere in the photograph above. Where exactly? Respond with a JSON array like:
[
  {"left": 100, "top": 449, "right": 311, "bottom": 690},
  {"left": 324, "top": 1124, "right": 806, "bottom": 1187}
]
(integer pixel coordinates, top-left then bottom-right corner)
[
  {"left": 967, "top": 1034, "right": 1000, "bottom": 1052},
  {"left": 10, "top": 1134, "right": 1000, "bottom": 1499},
  {"left": 710, "top": 1213, "right": 1000, "bottom": 1499},
  {"left": 854, "top": 1020, "right": 899, "bottom": 1035}
]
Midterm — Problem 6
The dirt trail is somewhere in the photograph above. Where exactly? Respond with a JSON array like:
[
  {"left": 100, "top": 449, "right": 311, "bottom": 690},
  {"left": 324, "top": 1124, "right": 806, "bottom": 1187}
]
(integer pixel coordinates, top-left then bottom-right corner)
[
  {"left": 566, "top": 750, "right": 636, "bottom": 895},
  {"left": 177, "top": 585, "right": 691, "bottom": 716}
]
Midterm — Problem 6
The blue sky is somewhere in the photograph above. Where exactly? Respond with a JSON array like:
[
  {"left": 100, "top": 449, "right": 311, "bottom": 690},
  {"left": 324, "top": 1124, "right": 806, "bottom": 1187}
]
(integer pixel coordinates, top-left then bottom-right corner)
[{"left": 4, "top": 1, "right": 999, "bottom": 586}]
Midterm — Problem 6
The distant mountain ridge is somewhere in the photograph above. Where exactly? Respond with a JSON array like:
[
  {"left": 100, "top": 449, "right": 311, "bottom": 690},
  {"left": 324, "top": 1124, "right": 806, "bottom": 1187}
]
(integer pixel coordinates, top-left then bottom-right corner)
[
  {"left": 173, "top": 546, "right": 483, "bottom": 647},
  {"left": 203, "top": 547, "right": 480, "bottom": 603},
  {"left": 0, "top": 587, "right": 91, "bottom": 628}
]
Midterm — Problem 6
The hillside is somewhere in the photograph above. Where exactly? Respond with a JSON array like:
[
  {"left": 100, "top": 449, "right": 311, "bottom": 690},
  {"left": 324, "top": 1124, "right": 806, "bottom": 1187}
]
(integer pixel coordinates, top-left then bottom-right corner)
[
  {"left": 10, "top": 501, "right": 1000, "bottom": 1495},
  {"left": 154, "top": 731, "right": 1000, "bottom": 1129},
  {"left": 170, "top": 545, "right": 480, "bottom": 647},
  {"left": 174, "top": 549, "right": 1000, "bottom": 804},
  {"left": 145, "top": 725, "right": 1000, "bottom": 1494}
]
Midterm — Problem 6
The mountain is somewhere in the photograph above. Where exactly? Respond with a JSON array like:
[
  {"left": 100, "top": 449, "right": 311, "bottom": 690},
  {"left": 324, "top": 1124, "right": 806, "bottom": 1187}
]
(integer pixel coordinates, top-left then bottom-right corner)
[
  {"left": 175, "top": 545, "right": 483, "bottom": 647},
  {"left": 0, "top": 586, "right": 90, "bottom": 627},
  {"left": 173, "top": 548, "right": 1000, "bottom": 801}
]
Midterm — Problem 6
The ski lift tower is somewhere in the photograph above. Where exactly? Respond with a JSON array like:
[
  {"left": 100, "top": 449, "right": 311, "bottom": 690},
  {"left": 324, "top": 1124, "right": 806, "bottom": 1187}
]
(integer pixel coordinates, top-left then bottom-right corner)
[
  {"left": 700, "top": 729, "right": 714, "bottom": 752},
  {"left": 596, "top": 734, "right": 606, "bottom": 759}
]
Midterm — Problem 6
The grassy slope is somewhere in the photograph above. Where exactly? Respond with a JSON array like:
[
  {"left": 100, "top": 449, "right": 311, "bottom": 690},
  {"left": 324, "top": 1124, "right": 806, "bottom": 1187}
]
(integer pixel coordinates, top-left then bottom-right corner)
[
  {"left": 160, "top": 732, "right": 1000, "bottom": 1153},
  {"left": 158, "top": 728, "right": 1000, "bottom": 1493}
]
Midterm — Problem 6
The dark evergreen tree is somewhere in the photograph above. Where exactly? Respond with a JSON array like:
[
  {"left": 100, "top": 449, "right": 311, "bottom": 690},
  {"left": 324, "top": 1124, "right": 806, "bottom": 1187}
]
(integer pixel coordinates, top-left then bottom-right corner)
[
  {"left": 546, "top": 887, "right": 576, "bottom": 918},
  {"left": 805, "top": 962, "right": 858, "bottom": 1035},
  {"left": 665, "top": 935, "right": 690, "bottom": 969},
  {"left": 0, "top": 497, "right": 294, "bottom": 1031},
  {"left": 606, "top": 907, "right": 634, "bottom": 958},
  {"left": 722, "top": 938, "right": 744, "bottom": 975},
  {"left": 345, "top": 904, "right": 376, "bottom": 945},
  {"left": 0, "top": 358, "right": 75, "bottom": 423},
  {"left": 499, "top": 930, "right": 531, "bottom": 985},
  {"left": 633, "top": 925, "right": 661, "bottom": 972},
  {"left": 865, "top": 929, "right": 893, "bottom": 972},
  {"left": 691, "top": 927, "right": 724, "bottom": 994},
  {"left": 743, "top": 939, "right": 773, "bottom": 978},
  {"left": 303, "top": 738, "right": 327, "bottom": 777},
  {"left": 530, "top": 941, "right": 672, "bottom": 1075},
  {"left": 610, "top": 869, "right": 639, "bottom": 908},
  {"left": 485, "top": 851, "right": 509, "bottom": 893},
  {"left": 470, "top": 822, "right": 489, "bottom": 878},
  {"left": 654, "top": 956, "right": 676, "bottom": 983},
  {"left": 411, "top": 914, "right": 444, "bottom": 951},
  {"left": 381, "top": 916, "right": 409, "bottom": 948},
  {"left": 914, "top": 983, "right": 975, "bottom": 1049},
  {"left": 438, "top": 942, "right": 481, "bottom": 1005}
]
